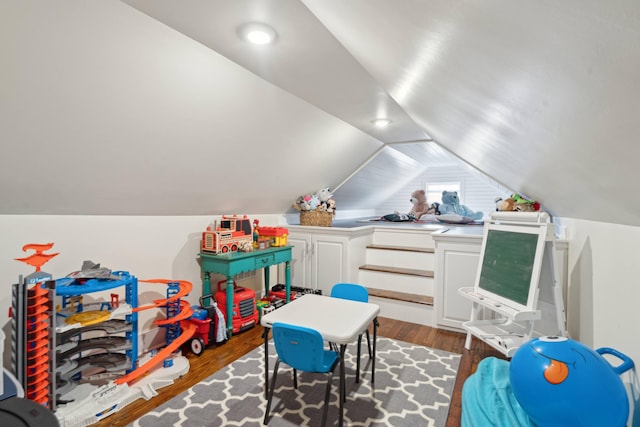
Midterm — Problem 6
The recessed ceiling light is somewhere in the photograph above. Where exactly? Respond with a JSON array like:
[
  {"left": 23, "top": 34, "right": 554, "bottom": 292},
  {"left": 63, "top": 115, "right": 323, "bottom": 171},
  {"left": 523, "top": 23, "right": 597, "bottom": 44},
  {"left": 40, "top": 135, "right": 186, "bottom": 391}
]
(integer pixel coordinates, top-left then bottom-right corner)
[
  {"left": 372, "top": 118, "right": 392, "bottom": 128},
  {"left": 239, "top": 22, "right": 277, "bottom": 45}
]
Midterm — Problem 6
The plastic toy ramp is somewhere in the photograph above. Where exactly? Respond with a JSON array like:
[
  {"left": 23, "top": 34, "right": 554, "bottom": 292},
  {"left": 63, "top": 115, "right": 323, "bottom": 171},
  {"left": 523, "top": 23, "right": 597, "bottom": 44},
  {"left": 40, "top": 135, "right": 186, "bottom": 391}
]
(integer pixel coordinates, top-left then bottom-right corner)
[
  {"left": 115, "top": 321, "right": 196, "bottom": 385},
  {"left": 153, "top": 300, "right": 193, "bottom": 325},
  {"left": 133, "top": 279, "right": 193, "bottom": 312}
]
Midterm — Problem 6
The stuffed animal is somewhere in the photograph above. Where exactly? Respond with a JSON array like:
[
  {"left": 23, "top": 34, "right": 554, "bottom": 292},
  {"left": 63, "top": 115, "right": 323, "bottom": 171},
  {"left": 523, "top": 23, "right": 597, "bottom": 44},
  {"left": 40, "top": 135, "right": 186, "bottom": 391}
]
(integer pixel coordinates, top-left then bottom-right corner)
[
  {"left": 325, "top": 198, "right": 336, "bottom": 214},
  {"left": 439, "top": 191, "right": 483, "bottom": 219},
  {"left": 238, "top": 240, "right": 254, "bottom": 252},
  {"left": 511, "top": 193, "right": 541, "bottom": 211},
  {"left": 307, "top": 194, "right": 320, "bottom": 211},
  {"left": 426, "top": 202, "right": 441, "bottom": 215},
  {"left": 495, "top": 196, "right": 516, "bottom": 212},
  {"left": 409, "top": 189, "right": 430, "bottom": 220},
  {"left": 293, "top": 195, "right": 310, "bottom": 211},
  {"left": 315, "top": 187, "right": 333, "bottom": 203}
]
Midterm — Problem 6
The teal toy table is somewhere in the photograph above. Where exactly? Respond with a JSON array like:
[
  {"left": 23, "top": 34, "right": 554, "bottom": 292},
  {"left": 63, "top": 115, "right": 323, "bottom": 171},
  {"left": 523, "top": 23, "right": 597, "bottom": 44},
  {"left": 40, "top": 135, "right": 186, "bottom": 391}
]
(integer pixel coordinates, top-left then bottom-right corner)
[{"left": 199, "top": 246, "right": 292, "bottom": 335}]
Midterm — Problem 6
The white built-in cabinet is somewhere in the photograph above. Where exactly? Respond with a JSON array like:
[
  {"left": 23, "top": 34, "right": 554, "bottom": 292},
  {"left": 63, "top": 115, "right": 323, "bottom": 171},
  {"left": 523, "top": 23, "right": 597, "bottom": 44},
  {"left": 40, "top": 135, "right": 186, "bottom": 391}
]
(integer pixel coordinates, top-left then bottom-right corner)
[
  {"left": 287, "top": 226, "right": 370, "bottom": 296},
  {"left": 433, "top": 232, "right": 483, "bottom": 331},
  {"left": 286, "top": 222, "right": 567, "bottom": 335}
]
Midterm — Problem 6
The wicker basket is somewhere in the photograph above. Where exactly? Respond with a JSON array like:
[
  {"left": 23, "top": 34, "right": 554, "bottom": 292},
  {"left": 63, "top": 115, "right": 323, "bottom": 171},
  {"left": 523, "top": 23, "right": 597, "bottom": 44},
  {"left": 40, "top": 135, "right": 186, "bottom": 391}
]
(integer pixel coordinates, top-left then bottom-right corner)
[{"left": 300, "top": 210, "right": 333, "bottom": 227}]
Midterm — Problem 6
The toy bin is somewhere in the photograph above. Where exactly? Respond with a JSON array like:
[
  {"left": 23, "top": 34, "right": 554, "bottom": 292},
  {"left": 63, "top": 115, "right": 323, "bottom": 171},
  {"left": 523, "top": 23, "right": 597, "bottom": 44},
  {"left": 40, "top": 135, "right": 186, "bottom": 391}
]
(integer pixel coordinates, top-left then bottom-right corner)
[{"left": 300, "top": 210, "right": 332, "bottom": 226}]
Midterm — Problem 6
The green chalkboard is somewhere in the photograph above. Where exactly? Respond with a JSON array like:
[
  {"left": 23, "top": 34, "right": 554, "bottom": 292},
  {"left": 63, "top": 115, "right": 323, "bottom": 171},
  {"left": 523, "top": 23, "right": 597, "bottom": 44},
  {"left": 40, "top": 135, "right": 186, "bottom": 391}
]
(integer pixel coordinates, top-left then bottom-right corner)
[{"left": 478, "top": 229, "right": 540, "bottom": 306}]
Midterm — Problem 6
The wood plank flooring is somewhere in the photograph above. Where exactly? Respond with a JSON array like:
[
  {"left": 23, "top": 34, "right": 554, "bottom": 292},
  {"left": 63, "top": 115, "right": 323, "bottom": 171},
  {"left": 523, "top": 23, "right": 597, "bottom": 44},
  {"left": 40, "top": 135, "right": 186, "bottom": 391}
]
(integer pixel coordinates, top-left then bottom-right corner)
[{"left": 93, "top": 318, "right": 506, "bottom": 427}]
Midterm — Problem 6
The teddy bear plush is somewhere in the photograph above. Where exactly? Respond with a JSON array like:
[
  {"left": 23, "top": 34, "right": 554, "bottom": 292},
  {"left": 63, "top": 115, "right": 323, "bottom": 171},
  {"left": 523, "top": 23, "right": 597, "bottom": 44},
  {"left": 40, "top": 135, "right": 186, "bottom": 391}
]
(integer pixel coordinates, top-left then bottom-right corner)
[
  {"left": 495, "top": 196, "right": 516, "bottom": 212},
  {"left": 439, "top": 191, "right": 483, "bottom": 219},
  {"left": 409, "top": 189, "right": 430, "bottom": 220}
]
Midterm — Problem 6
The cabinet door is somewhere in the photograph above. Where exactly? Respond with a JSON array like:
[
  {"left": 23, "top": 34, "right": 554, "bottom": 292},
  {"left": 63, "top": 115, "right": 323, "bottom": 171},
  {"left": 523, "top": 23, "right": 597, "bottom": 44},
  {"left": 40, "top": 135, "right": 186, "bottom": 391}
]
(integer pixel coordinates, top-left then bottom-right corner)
[
  {"left": 435, "top": 243, "right": 480, "bottom": 330},
  {"left": 311, "top": 234, "right": 348, "bottom": 295},
  {"left": 287, "top": 234, "right": 311, "bottom": 287}
]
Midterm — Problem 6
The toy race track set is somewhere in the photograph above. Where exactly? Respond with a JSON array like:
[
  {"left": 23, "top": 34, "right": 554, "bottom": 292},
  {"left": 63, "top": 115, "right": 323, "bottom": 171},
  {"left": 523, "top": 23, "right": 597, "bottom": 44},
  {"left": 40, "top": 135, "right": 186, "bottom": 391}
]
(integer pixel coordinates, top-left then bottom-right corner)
[{"left": 8, "top": 243, "right": 209, "bottom": 427}]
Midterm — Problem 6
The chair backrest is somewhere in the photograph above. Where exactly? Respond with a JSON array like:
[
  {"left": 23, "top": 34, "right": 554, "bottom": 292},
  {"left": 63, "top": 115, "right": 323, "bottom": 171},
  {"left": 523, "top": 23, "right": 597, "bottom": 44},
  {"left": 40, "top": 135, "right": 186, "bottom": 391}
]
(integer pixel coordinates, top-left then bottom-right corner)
[
  {"left": 272, "top": 323, "right": 328, "bottom": 373},
  {"left": 330, "top": 283, "right": 369, "bottom": 303}
]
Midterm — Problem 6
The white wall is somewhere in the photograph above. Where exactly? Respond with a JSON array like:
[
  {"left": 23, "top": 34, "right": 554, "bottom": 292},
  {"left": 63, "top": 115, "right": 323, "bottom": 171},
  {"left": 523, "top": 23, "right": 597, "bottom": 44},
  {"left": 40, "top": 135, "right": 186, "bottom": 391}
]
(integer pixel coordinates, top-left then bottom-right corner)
[
  {"left": 556, "top": 216, "right": 640, "bottom": 423},
  {"left": 376, "top": 164, "right": 512, "bottom": 219},
  {"left": 0, "top": 0, "right": 381, "bottom": 216},
  {"left": 0, "top": 214, "right": 285, "bottom": 367}
]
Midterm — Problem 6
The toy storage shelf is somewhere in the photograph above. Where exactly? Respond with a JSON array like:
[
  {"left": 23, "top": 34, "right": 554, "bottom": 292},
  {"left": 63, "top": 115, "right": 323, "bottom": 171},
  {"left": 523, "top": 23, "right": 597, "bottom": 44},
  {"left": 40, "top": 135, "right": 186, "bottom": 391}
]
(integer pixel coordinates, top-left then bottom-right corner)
[{"left": 51, "top": 273, "right": 138, "bottom": 411}]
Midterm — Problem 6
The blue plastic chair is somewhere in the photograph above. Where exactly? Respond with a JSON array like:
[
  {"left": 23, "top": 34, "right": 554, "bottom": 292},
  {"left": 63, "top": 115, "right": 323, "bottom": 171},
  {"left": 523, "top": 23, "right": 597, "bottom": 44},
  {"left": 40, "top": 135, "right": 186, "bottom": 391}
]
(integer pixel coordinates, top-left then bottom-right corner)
[
  {"left": 264, "top": 322, "right": 339, "bottom": 426},
  {"left": 330, "top": 283, "right": 378, "bottom": 383}
]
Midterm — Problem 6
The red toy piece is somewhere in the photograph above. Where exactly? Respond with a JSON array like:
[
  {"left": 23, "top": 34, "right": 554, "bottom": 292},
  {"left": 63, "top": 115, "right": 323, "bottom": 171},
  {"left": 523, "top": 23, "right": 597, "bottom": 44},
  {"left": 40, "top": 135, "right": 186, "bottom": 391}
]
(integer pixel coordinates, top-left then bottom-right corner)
[{"left": 14, "top": 242, "right": 59, "bottom": 272}]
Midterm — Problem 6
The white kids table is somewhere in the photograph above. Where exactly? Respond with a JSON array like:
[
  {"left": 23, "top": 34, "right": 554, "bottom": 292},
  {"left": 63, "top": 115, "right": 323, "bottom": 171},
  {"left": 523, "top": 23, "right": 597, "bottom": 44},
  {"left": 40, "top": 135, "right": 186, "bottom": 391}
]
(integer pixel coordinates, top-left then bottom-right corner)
[{"left": 261, "top": 293, "right": 380, "bottom": 427}]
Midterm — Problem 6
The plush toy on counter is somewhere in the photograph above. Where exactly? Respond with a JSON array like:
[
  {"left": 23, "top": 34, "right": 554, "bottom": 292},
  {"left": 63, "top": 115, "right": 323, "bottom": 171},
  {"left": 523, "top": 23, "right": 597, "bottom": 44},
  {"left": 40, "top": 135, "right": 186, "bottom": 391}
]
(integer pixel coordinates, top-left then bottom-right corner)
[
  {"left": 325, "top": 198, "right": 336, "bottom": 214},
  {"left": 511, "top": 193, "right": 541, "bottom": 212},
  {"left": 307, "top": 194, "right": 321, "bottom": 211},
  {"left": 495, "top": 194, "right": 540, "bottom": 212},
  {"left": 495, "top": 196, "right": 517, "bottom": 211},
  {"left": 315, "top": 187, "right": 333, "bottom": 203},
  {"left": 426, "top": 202, "right": 441, "bottom": 215},
  {"left": 293, "top": 195, "right": 310, "bottom": 211},
  {"left": 409, "top": 189, "right": 430, "bottom": 220},
  {"left": 439, "top": 191, "right": 483, "bottom": 219}
]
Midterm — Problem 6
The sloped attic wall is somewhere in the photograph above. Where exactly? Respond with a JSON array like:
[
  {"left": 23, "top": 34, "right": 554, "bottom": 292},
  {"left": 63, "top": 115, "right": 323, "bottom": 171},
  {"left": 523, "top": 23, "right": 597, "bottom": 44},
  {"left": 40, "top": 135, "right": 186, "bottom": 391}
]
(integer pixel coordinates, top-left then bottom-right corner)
[
  {"left": 0, "top": 1, "right": 381, "bottom": 216},
  {"left": 304, "top": 0, "right": 640, "bottom": 228},
  {"left": 331, "top": 141, "right": 512, "bottom": 218}
]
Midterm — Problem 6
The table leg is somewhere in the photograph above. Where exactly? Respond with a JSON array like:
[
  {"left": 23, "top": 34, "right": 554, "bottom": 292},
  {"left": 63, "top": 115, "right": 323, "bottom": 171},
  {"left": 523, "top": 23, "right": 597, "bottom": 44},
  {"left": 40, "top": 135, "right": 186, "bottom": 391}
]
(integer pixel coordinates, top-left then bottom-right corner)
[
  {"left": 285, "top": 261, "right": 291, "bottom": 303},
  {"left": 339, "top": 344, "right": 346, "bottom": 427},
  {"left": 226, "top": 276, "right": 234, "bottom": 336},
  {"left": 263, "top": 327, "right": 270, "bottom": 399},
  {"left": 372, "top": 317, "right": 378, "bottom": 385},
  {"left": 203, "top": 272, "right": 211, "bottom": 306},
  {"left": 264, "top": 266, "right": 270, "bottom": 299}
]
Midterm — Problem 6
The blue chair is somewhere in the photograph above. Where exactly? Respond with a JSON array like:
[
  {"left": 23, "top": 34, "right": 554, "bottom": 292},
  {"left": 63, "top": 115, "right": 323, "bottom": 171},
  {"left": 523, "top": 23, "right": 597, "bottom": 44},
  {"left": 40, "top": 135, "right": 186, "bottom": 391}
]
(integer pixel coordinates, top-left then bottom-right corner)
[
  {"left": 264, "top": 322, "right": 339, "bottom": 426},
  {"left": 330, "top": 283, "right": 379, "bottom": 383}
]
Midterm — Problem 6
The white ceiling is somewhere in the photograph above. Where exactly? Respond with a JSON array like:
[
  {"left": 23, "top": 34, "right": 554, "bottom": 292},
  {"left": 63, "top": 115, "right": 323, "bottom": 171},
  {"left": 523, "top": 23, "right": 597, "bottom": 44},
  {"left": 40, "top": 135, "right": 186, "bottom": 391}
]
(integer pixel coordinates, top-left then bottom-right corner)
[
  {"left": 121, "top": 0, "right": 430, "bottom": 145},
  {"left": 3, "top": 1, "right": 640, "bottom": 226}
]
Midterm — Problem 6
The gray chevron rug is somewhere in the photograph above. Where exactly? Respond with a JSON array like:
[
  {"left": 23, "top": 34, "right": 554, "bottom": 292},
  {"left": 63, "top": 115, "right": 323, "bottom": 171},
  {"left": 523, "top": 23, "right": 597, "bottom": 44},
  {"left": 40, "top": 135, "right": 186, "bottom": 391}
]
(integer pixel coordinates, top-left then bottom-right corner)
[{"left": 129, "top": 337, "right": 461, "bottom": 427}]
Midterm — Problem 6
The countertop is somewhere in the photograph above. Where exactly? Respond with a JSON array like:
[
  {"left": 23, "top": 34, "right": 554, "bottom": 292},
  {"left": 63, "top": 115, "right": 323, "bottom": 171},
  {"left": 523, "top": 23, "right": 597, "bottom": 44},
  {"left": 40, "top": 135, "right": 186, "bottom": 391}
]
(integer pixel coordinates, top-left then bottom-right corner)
[{"left": 286, "top": 216, "right": 485, "bottom": 236}]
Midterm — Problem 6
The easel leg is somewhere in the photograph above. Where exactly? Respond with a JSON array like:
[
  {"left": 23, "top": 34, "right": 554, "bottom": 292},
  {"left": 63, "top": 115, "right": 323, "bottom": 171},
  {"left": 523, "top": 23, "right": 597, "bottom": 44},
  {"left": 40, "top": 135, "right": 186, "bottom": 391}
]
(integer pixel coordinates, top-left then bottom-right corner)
[{"left": 464, "top": 332, "right": 472, "bottom": 350}]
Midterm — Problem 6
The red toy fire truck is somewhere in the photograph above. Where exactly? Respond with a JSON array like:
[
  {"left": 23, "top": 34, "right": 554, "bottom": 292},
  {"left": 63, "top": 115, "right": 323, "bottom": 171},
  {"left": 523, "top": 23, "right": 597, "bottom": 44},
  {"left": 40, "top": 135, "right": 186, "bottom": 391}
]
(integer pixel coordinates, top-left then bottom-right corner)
[
  {"left": 215, "top": 280, "right": 258, "bottom": 334},
  {"left": 201, "top": 215, "right": 254, "bottom": 253}
]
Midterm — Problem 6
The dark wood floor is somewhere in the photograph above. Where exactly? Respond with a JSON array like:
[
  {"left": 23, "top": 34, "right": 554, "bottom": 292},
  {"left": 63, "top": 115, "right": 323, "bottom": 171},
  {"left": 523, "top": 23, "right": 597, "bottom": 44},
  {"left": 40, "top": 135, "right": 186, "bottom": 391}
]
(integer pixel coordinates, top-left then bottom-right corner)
[{"left": 94, "top": 318, "right": 506, "bottom": 427}]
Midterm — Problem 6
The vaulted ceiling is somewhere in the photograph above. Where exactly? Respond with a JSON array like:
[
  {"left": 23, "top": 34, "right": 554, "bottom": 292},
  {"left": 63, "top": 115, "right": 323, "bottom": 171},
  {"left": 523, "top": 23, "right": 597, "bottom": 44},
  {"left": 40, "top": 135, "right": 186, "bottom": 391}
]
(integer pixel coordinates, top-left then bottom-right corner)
[{"left": 2, "top": 1, "right": 640, "bottom": 226}]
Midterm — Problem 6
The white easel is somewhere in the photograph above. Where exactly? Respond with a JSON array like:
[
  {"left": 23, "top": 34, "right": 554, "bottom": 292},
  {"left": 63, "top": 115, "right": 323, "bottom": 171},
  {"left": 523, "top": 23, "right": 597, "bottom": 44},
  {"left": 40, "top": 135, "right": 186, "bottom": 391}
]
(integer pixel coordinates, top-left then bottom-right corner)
[{"left": 458, "top": 211, "right": 567, "bottom": 357}]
